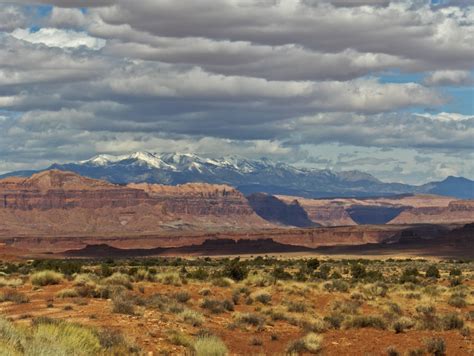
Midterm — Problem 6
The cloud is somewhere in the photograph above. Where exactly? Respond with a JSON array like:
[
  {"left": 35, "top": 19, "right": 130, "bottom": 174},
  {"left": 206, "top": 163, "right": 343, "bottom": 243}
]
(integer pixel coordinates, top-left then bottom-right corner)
[
  {"left": 423, "top": 70, "right": 472, "bottom": 86},
  {"left": 0, "top": 4, "right": 26, "bottom": 31},
  {"left": 0, "top": 0, "right": 472, "bottom": 183},
  {"left": 10, "top": 28, "right": 106, "bottom": 49}
]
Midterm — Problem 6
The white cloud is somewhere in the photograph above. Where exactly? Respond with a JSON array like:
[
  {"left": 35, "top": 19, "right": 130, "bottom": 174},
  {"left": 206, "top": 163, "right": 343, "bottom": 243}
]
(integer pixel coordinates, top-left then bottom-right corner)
[{"left": 10, "top": 28, "right": 105, "bottom": 49}]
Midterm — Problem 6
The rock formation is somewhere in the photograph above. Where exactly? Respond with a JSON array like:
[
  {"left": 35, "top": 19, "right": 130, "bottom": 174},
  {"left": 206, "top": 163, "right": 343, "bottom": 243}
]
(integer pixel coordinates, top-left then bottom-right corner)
[{"left": 0, "top": 170, "right": 269, "bottom": 237}]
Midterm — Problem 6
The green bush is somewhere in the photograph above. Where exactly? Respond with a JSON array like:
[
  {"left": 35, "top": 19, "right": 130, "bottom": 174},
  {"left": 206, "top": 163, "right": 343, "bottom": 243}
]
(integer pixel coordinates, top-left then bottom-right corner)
[{"left": 425, "top": 265, "right": 440, "bottom": 279}]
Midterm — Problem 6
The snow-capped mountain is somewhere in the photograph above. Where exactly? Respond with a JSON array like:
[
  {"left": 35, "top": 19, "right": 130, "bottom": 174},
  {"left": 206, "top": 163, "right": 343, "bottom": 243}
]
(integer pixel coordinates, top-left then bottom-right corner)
[{"left": 2, "top": 152, "right": 473, "bottom": 198}]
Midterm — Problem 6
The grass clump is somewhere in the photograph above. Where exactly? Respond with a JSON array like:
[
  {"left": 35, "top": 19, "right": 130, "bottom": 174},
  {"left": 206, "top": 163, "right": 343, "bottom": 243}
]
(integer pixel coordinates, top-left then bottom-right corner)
[
  {"left": 425, "top": 337, "right": 446, "bottom": 356},
  {"left": 168, "top": 330, "right": 193, "bottom": 348},
  {"left": 194, "top": 335, "right": 228, "bottom": 356},
  {"left": 0, "top": 277, "right": 23, "bottom": 288},
  {"left": 180, "top": 309, "right": 204, "bottom": 327},
  {"left": 102, "top": 272, "right": 133, "bottom": 290},
  {"left": 0, "top": 317, "right": 112, "bottom": 355},
  {"left": 234, "top": 312, "right": 266, "bottom": 327},
  {"left": 111, "top": 294, "right": 135, "bottom": 315},
  {"left": 56, "top": 288, "right": 79, "bottom": 299},
  {"left": 30, "top": 270, "right": 63, "bottom": 286},
  {"left": 345, "top": 315, "right": 386, "bottom": 330},
  {"left": 286, "top": 333, "right": 323, "bottom": 354},
  {"left": 253, "top": 291, "right": 272, "bottom": 305},
  {"left": 0, "top": 289, "right": 29, "bottom": 304}
]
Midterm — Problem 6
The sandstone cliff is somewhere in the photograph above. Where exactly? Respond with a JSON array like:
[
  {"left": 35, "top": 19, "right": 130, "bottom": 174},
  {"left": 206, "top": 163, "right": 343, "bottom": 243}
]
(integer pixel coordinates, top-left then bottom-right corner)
[
  {"left": 389, "top": 200, "right": 474, "bottom": 224},
  {"left": 0, "top": 170, "right": 269, "bottom": 237}
]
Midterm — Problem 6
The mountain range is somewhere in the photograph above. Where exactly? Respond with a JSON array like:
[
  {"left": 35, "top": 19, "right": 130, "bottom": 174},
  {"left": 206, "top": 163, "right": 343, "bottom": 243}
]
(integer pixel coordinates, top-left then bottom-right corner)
[{"left": 1, "top": 152, "right": 473, "bottom": 199}]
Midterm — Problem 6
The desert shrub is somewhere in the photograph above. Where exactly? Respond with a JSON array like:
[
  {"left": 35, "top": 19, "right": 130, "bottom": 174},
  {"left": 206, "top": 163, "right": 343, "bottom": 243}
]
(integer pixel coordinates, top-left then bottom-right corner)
[
  {"left": 199, "top": 288, "right": 211, "bottom": 296},
  {"left": 222, "top": 260, "right": 248, "bottom": 281},
  {"left": 180, "top": 309, "right": 204, "bottom": 327},
  {"left": 345, "top": 315, "right": 386, "bottom": 329},
  {"left": 448, "top": 295, "right": 467, "bottom": 308},
  {"left": 212, "top": 277, "right": 233, "bottom": 288},
  {"left": 194, "top": 335, "right": 228, "bottom": 356},
  {"left": 286, "top": 333, "right": 323, "bottom": 354},
  {"left": 425, "top": 265, "right": 440, "bottom": 279},
  {"left": 450, "top": 277, "right": 463, "bottom": 287},
  {"left": 306, "top": 259, "right": 320, "bottom": 271},
  {"left": 362, "top": 282, "right": 388, "bottom": 298},
  {"left": 111, "top": 294, "right": 135, "bottom": 315},
  {"left": 271, "top": 266, "right": 292, "bottom": 280},
  {"left": 250, "top": 337, "right": 263, "bottom": 346},
  {"left": 254, "top": 291, "right": 272, "bottom": 305},
  {"left": 441, "top": 313, "right": 464, "bottom": 330},
  {"left": 392, "top": 317, "right": 415, "bottom": 333},
  {"left": 231, "top": 290, "right": 240, "bottom": 305},
  {"left": 332, "top": 299, "right": 361, "bottom": 315},
  {"left": 56, "top": 288, "right": 79, "bottom": 298},
  {"left": 27, "top": 318, "right": 102, "bottom": 355},
  {"left": 287, "top": 300, "right": 307, "bottom": 313},
  {"left": 314, "top": 264, "right": 331, "bottom": 280},
  {"left": 324, "top": 280, "right": 349, "bottom": 293},
  {"left": 0, "top": 289, "right": 29, "bottom": 304},
  {"left": 415, "top": 305, "right": 440, "bottom": 330},
  {"left": 157, "top": 272, "right": 182, "bottom": 286},
  {"left": 97, "top": 329, "right": 137, "bottom": 354},
  {"left": 425, "top": 337, "right": 446, "bottom": 356},
  {"left": 168, "top": 301, "right": 185, "bottom": 314},
  {"left": 102, "top": 273, "right": 133, "bottom": 290},
  {"left": 168, "top": 330, "right": 193, "bottom": 348},
  {"left": 133, "top": 268, "right": 155, "bottom": 282},
  {"left": 324, "top": 313, "right": 345, "bottom": 329},
  {"left": 387, "top": 302, "right": 402, "bottom": 315},
  {"left": 73, "top": 273, "right": 98, "bottom": 286},
  {"left": 449, "top": 268, "right": 462, "bottom": 277},
  {"left": 399, "top": 267, "right": 419, "bottom": 284},
  {"left": 0, "top": 277, "right": 23, "bottom": 288},
  {"left": 234, "top": 312, "right": 266, "bottom": 327},
  {"left": 386, "top": 346, "right": 400, "bottom": 356},
  {"left": 173, "top": 291, "right": 191, "bottom": 303},
  {"left": 298, "top": 316, "right": 327, "bottom": 333},
  {"left": 350, "top": 263, "right": 366, "bottom": 280},
  {"left": 188, "top": 267, "right": 209, "bottom": 280},
  {"left": 201, "top": 299, "right": 229, "bottom": 314},
  {"left": 30, "top": 270, "right": 63, "bottom": 286}
]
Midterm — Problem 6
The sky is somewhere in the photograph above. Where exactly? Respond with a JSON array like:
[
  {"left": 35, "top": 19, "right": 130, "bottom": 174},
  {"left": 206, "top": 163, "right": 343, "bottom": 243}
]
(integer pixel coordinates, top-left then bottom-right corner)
[{"left": 0, "top": 0, "right": 472, "bottom": 184}]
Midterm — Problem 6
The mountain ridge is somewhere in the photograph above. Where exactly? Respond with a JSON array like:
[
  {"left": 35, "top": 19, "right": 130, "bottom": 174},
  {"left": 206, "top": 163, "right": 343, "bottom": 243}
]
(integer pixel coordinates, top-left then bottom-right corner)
[{"left": 1, "top": 152, "right": 473, "bottom": 199}]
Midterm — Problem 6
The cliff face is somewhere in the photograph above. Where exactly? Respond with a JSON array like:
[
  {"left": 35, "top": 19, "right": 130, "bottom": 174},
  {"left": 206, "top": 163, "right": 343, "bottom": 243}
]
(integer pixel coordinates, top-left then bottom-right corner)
[
  {"left": 246, "top": 193, "right": 316, "bottom": 227},
  {"left": 277, "top": 194, "right": 472, "bottom": 226},
  {"left": 0, "top": 170, "right": 153, "bottom": 210},
  {"left": 0, "top": 170, "right": 269, "bottom": 236},
  {"left": 128, "top": 183, "right": 257, "bottom": 217},
  {"left": 389, "top": 200, "right": 474, "bottom": 224}
]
